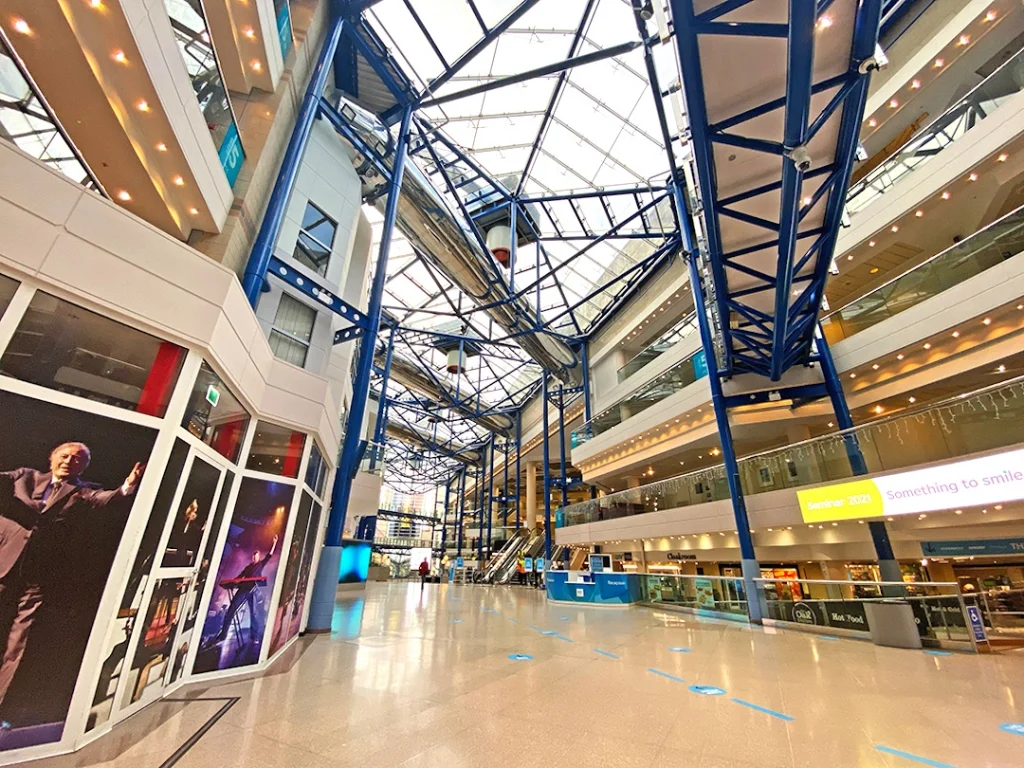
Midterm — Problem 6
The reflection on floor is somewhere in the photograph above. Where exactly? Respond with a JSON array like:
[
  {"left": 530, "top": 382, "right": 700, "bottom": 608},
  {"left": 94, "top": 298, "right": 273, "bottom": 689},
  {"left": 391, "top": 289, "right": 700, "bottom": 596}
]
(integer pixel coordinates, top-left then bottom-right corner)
[{"left": 31, "top": 583, "right": 1024, "bottom": 767}]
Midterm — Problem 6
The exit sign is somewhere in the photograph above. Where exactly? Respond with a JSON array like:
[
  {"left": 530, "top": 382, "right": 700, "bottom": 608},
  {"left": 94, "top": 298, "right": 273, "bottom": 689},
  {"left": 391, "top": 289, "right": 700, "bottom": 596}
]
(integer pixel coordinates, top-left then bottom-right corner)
[{"left": 206, "top": 385, "right": 220, "bottom": 407}]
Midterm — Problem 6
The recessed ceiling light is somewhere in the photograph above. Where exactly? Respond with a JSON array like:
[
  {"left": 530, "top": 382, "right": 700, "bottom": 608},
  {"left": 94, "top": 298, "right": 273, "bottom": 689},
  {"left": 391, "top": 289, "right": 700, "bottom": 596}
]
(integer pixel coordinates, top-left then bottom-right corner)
[
  {"left": 911, "top": 79, "right": 921, "bottom": 89},
  {"left": 998, "top": 153, "right": 1009, "bottom": 162},
  {"left": 867, "top": 118, "right": 877, "bottom": 128},
  {"left": 941, "top": 191, "right": 950, "bottom": 200},
  {"left": 915, "top": 210, "right": 924, "bottom": 217},
  {"left": 952, "top": 331, "right": 960, "bottom": 338},
  {"left": 88, "top": 0, "right": 103, "bottom": 7},
  {"left": 827, "top": 421, "right": 834, "bottom": 427},
  {"left": 997, "top": 364, "right": 1006, "bottom": 373},
  {"left": 847, "top": 255, "right": 853, "bottom": 261},
  {"left": 172, "top": 175, "right": 184, "bottom": 186},
  {"left": 112, "top": 50, "right": 128, "bottom": 64},
  {"left": 136, "top": 100, "right": 150, "bottom": 112},
  {"left": 870, "top": 267, "right": 879, "bottom": 274},
  {"left": 908, "top": 397, "right": 916, "bottom": 403},
  {"left": 958, "top": 34, "right": 970, "bottom": 46},
  {"left": 802, "top": 196, "right": 812, "bottom": 206},
  {"left": 983, "top": 317, "right": 992, "bottom": 325},
  {"left": 923, "top": 342, "right": 932, "bottom": 350},
  {"left": 968, "top": 172, "right": 978, "bottom": 181},
  {"left": 872, "top": 363, "right": 880, "bottom": 370},
  {"left": 888, "top": 99, "right": 899, "bottom": 109},
  {"left": 890, "top": 225, "right": 899, "bottom": 232},
  {"left": 874, "top": 405, "right": 884, "bottom": 414},
  {"left": 117, "top": 190, "right": 131, "bottom": 201},
  {"left": 849, "top": 373, "right": 856, "bottom": 379},
  {"left": 985, "top": 10, "right": 997, "bottom": 22},
  {"left": 868, "top": 240, "right": 876, "bottom": 247},
  {"left": 817, "top": 15, "right": 832, "bottom": 30},
  {"left": 12, "top": 18, "right": 31, "bottom": 34},
  {"left": 243, "top": 26, "right": 256, "bottom": 39},
  {"left": 251, "top": 59, "right": 262, "bottom": 71},
  {"left": 933, "top": 58, "right": 944, "bottom": 68},
  {"left": 897, "top": 354, "right": 904, "bottom": 360},
  {"left": 954, "top": 509, "right": 963, "bottom": 515}
]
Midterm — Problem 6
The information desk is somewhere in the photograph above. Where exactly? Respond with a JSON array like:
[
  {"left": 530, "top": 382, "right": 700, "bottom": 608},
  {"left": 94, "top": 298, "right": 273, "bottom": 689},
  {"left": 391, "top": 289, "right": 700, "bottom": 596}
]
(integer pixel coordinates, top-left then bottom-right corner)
[{"left": 546, "top": 571, "right": 642, "bottom": 605}]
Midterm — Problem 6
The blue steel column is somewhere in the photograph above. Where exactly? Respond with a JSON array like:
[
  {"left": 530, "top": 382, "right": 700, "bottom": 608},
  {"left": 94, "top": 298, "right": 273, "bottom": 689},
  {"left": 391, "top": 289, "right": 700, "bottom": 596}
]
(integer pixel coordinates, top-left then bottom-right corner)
[
  {"left": 514, "top": 411, "right": 522, "bottom": 530},
  {"left": 457, "top": 468, "right": 466, "bottom": 556},
  {"left": 474, "top": 466, "right": 483, "bottom": 562},
  {"left": 309, "top": 104, "right": 413, "bottom": 631},
  {"left": 541, "top": 376, "right": 553, "bottom": 561},
  {"left": 816, "top": 326, "right": 902, "bottom": 585},
  {"left": 557, "top": 385, "right": 569, "bottom": 508},
  {"left": 441, "top": 478, "right": 450, "bottom": 554},
  {"left": 369, "top": 326, "right": 397, "bottom": 471},
  {"left": 685, "top": 245, "right": 762, "bottom": 622},
  {"left": 486, "top": 435, "right": 495, "bottom": 558},
  {"left": 580, "top": 343, "right": 597, "bottom": 500},
  {"left": 242, "top": 17, "right": 344, "bottom": 305}
]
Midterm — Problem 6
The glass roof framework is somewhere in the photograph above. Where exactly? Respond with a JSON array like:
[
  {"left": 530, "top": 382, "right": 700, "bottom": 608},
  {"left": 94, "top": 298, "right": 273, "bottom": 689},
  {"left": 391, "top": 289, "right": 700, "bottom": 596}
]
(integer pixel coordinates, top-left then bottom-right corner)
[
  {"left": 366, "top": 0, "right": 681, "bottom": 338},
  {"left": 356, "top": 0, "right": 685, "bottom": 487}
]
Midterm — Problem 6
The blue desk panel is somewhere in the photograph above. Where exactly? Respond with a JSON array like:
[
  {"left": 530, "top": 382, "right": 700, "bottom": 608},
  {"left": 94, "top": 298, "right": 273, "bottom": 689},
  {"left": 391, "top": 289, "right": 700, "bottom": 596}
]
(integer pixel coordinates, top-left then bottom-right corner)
[{"left": 546, "top": 572, "right": 642, "bottom": 605}]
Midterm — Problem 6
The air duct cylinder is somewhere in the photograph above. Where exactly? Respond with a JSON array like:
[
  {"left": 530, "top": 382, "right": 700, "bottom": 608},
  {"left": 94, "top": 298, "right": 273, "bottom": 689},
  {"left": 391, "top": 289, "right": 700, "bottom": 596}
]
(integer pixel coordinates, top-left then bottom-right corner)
[{"left": 486, "top": 224, "right": 512, "bottom": 267}]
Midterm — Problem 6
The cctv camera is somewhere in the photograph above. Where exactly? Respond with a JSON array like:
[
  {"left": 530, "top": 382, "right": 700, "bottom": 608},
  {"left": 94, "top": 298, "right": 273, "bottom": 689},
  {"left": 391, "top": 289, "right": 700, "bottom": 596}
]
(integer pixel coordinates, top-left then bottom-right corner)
[{"left": 788, "top": 146, "right": 812, "bottom": 172}]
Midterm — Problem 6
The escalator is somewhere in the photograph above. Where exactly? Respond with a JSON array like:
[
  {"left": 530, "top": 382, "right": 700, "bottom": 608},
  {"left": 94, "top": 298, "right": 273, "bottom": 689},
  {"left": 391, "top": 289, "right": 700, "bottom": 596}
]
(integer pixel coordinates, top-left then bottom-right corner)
[
  {"left": 480, "top": 528, "right": 528, "bottom": 583},
  {"left": 494, "top": 531, "right": 546, "bottom": 585}
]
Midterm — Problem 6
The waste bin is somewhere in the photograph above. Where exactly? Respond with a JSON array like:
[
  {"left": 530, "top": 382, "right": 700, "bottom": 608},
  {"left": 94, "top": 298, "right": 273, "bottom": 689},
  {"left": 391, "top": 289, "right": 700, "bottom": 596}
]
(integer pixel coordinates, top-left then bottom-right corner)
[{"left": 864, "top": 600, "right": 922, "bottom": 649}]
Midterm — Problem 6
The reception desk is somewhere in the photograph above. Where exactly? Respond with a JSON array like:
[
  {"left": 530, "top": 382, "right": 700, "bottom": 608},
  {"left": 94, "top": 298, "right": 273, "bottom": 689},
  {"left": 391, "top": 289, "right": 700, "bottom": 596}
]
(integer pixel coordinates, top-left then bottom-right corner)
[{"left": 546, "top": 571, "right": 642, "bottom": 605}]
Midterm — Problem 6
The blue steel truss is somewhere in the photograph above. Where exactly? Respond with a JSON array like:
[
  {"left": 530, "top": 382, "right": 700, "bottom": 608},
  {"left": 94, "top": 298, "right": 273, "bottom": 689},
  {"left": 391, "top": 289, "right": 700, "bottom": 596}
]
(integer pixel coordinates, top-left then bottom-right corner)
[{"left": 668, "top": 0, "right": 883, "bottom": 381}]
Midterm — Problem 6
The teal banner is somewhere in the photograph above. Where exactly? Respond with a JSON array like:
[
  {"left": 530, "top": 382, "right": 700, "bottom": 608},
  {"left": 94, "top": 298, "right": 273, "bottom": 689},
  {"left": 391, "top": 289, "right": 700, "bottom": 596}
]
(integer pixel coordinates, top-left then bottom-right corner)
[
  {"left": 218, "top": 122, "right": 244, "bottom": 188},
  {"left": 277, "top": 4, "right": 293, "bottom": 58}
]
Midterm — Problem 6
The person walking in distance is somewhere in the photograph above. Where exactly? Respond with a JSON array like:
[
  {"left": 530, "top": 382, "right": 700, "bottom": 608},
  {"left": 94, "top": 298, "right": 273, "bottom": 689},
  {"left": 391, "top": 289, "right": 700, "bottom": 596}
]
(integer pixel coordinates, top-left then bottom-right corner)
[{"left": 418, "top": 558, "right": 430, "bottom": 589}]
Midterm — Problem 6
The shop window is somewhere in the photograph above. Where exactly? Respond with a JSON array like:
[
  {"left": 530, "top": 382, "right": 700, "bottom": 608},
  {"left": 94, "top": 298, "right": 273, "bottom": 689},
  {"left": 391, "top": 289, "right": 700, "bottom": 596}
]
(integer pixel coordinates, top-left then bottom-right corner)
[
  {"left": 292, "top": 202, "right": 336, "bottom": 277},
  {"left": 0, "top": 291, "right": 186, "bottom": 416},
  {"left": 247, "top": 421, "right": 306, "bottom": 478},
  {"left": 269, "top": 293, "right": 316, "bottom": 367},
  {"left": 182, "top": 361, "right": 251, "bottom": 463},
  {"left": 0, "top": 273, "right": 18, "bottom": 319},
  {"left": 305, "top": 441, "right": 327, "bottom": 497}
]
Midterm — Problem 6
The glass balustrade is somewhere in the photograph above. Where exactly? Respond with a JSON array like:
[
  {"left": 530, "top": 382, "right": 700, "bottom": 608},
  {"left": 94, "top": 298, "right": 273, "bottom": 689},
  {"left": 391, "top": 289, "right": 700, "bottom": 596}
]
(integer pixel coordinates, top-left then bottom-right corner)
[
  {"left": 616, "top": 313, "right": 699, "bottom": 383},
  {"left": 560, "top": 374, "right": 1024, "bottom": 526},
  {"left": 822, "top": 203, "right": 1024, "bottom": 344},
  {"left": 846, "top": 45, "right": 1024, "bottom": 215},
  {"left": 573, "top": 344, "right": 708, "bottom": 447}
]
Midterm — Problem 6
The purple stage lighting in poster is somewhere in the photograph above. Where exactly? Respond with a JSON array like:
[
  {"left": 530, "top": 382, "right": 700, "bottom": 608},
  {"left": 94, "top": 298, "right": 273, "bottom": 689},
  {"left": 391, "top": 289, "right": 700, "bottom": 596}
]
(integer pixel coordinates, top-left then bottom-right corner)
[{"left": 193, "top": 478, "right": 293, "bottom": 673}]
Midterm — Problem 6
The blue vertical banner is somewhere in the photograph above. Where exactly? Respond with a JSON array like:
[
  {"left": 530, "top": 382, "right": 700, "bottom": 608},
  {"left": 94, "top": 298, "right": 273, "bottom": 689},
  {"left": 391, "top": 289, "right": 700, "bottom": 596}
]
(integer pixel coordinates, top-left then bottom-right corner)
[
  {"left": 218, "top": 122, "right": 245, "bottom": 188},
  {"left": 692, "top": 349, "right": 708, "bottom": 379},
  {"left": 277, "top": 2, "right": 293, "bottom": 58}
]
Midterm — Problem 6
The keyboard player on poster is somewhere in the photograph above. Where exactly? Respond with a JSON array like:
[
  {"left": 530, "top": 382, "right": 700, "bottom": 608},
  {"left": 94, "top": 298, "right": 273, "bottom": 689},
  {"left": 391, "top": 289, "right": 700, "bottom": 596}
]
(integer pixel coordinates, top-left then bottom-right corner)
[{"left": 213, "top": 535, "right": 278, "bottom": 646}]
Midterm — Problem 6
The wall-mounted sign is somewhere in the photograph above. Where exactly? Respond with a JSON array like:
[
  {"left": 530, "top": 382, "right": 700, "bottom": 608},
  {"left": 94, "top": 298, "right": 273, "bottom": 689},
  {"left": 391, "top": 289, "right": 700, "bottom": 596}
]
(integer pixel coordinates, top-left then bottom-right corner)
[
  {"left": 692, "top": 349, "right": 709, "bottom": 380},
  {"left": 218, "top": 122, "right": 245, "bottom": 189},
  {"left": 276, "top": 2, "right": 293, "bottom": 57},
  {"left": 666, "top": 552, "right": 697, "bottom": 561},
  {"left": 797, "top": 448, "right": 1024, "bottom": 524},
  {"left": 921, "top": 538, "right": 1024, "bottom": 557}
]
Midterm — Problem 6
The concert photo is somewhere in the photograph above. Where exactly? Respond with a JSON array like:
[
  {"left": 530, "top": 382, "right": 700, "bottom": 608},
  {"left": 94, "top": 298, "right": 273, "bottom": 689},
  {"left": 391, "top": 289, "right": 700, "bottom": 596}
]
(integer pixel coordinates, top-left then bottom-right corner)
[
  {"left": 123, "top": 578, "right": 188, "bottom": 706},
  {"left": 268, "top": 493, "right": 313, "bottom": 657},
  {"left": 0, "top": 391, "right": 157, "bottom": 752},
  {"left": 161, "top": 456, "right": 221, "bottom": 568},
  {"left": 193, "top": 478, "right": 294, "bottom": 674}
]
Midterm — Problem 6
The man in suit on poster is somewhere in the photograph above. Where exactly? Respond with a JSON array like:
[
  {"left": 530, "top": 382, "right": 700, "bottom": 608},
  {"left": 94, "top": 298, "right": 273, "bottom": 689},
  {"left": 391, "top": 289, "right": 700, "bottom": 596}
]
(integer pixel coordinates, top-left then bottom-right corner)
[{"left": 0, "top": 442, "right": 145, "bottom": 717}]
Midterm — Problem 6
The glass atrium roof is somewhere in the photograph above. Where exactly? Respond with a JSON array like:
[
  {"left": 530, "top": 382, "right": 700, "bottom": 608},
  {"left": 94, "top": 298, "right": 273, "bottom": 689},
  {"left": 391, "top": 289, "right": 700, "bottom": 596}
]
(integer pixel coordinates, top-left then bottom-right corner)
[{"left": 365, "top": 0, "right": 681, "bottom": 340}]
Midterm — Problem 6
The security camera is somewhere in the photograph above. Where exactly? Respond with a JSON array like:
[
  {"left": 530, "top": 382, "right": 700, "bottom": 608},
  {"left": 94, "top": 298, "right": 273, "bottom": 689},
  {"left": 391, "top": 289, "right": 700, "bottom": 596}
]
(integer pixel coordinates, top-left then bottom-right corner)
[
  {"left": 859, "top": 44, "right": 889, "bottom": 74},
  {"left": 634, "top": 0, "right": 654, "bottom": 20},
  {"left": 788, "top": 146, "right": 812, "bottom": 172}
]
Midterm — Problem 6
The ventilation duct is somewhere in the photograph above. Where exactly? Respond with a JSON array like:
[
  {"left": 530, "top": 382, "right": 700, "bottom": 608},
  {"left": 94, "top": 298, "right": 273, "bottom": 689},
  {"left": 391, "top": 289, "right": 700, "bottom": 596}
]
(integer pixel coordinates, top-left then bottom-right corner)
[
  {"left": 327, "top": 93, "right": 581, "bottom": 384},
  {"left": 379, "top": 350, "right": 516, "bottom": 434}
]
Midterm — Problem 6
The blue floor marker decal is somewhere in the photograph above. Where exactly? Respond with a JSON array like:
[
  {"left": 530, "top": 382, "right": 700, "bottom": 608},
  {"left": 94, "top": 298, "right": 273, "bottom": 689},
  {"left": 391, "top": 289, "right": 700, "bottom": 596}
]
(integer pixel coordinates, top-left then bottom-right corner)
[
  {"left": 595, "top": 649, "right": 619, "bottom": 659},
  {"left": 689, "top": 685, "right": 726, "bottom": 696},
  {"left": 731, "top": 698, "right": 794, "bottom": 722},
  {"left": 507, "top": 617, "right": 519, "bottom": 623},
  {"left": 817, "top": 635, "right": 839, "bottom": 641},
  {"left": 555, "top": 634, "right": 574, "bottom": 643},
  {"left": 648, "top": 668, "right": 685, "bottom": 683},
  {"left": 540, "top": 630, "right": 559, "bottom": 636},
  {"left": 508, "top": 653, "right": 533, "bottom": 661},
  {"left": 558, "top": 617, "right": 571, "bottom": 621},
  {"left": 875, "top": 745, "right": 957, "bottom": 767},
  {"left": 450, "top": 619, "right": 463, "bottom": 623},
  {"left": 669, "top": 647, "right": 692, "bottom": 653},
  {"left": 999, "top": 723, "right": 1024, "bottom": 736},
  {"left": 925, "top": 650, "right": 952, "bottom": 657}
]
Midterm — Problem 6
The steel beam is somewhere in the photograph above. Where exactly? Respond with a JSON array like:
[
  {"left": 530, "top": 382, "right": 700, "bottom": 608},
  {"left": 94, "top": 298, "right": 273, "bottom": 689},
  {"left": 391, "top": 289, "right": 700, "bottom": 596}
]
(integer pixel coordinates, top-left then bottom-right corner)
[{"left": 242, "top": 16, "right": 344, "bottom": 305}]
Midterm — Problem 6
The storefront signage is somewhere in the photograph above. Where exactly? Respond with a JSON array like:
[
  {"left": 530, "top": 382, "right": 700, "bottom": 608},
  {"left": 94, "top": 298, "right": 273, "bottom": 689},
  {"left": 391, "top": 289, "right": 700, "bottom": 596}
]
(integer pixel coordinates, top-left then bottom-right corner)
[
  {"left": 921, "top": 538, "right": 1024, "bottom": 557},
  {"left": 277, "top": 3, "right": 293, "bottom": 57},
  {"left": 666, "top": 552, "right": 697, "bottom": 561},
  {"left": 797, "top": 447, "right": 1024, "bottom": 524},
  {"left": 218, "top": 122, "right": 245, "bottom": 189}
]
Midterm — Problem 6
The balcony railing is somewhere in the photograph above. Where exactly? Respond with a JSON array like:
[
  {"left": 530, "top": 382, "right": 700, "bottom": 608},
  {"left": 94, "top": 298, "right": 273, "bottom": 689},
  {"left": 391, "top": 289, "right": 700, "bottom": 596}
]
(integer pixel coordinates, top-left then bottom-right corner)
[
  {"left": 822, "top": 203, "right": 1024, "bottom": 344},
  {"left": 559, "top": 374, "right": 1024, "bottom": 527},
  {"left": 573, "top": 345, "right": 707, "bottom": 448},
  {"left": 846, "top": 45, "right": 1024, "bottom": 216},
  {"left": 616, "top": 312, "right": 698, "bottom": 383}
]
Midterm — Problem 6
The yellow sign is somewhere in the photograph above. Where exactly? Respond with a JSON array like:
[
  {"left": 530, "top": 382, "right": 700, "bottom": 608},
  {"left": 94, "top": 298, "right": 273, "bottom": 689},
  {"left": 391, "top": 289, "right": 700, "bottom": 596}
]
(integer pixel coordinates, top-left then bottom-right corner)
[{"left": 797, "top": 479, "right": 885, "bottom": 523}]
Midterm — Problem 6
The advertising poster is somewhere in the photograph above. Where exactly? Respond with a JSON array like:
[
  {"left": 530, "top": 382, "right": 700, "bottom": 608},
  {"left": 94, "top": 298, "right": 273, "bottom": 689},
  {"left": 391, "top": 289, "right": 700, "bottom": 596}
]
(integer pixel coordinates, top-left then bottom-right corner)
[
  {"left": 183, "top": 469, "right": 235, "bottom": 634},
  {"left": 0, "top": 391, "right": 157, "bottom": 751},
  {"left": 122, "top": 578, "right": 189, "bottom": 706},
  {"left": 694, "top": 577, "right": 716, "bottom": 609},
  {"left": 87, "top": 440, "right": 189, "bottom": 732},
  {"left": 287, "top": 501, "right": 322, "bottom": 639},
  {"left": 268, "top": 492, "right": 313, "bottom": 656},
  {"left": 162, "top": 457, "right": 221, "bottom": 568},
  {"left": 798, "top": 447, "right": 1024, "bottom": 523},
  {"left": 193, "top": 478, "right": 294, "bottom": 673}
]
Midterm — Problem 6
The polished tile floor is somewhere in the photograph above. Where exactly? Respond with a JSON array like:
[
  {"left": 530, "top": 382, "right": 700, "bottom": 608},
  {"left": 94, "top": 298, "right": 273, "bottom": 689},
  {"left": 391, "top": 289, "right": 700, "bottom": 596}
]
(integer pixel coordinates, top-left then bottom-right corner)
[{"left": 34, "top": 582, "right": 1024, "bottom": 767}]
